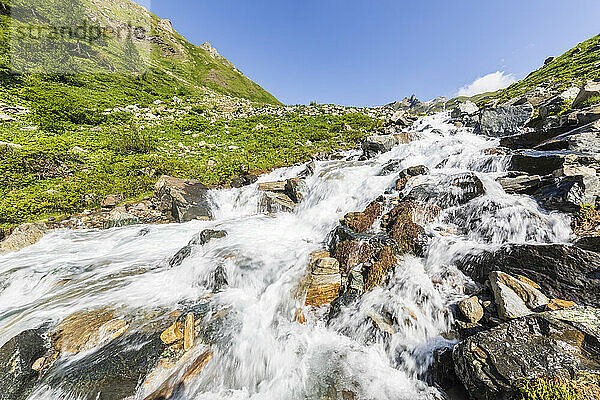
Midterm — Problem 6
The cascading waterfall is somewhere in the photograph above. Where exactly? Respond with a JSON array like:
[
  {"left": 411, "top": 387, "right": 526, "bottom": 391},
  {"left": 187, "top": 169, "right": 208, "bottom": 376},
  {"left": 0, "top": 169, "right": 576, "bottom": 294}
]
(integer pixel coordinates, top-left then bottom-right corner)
[{"left": 0, "top": 112, "right": 572, "bottom": 400}]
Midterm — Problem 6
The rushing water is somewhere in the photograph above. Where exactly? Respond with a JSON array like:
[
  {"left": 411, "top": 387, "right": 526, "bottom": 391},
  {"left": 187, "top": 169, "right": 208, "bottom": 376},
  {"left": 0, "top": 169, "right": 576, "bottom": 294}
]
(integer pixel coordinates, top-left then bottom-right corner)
[{"left": 0, "top": 113, "right": 572, "bottom": 400}]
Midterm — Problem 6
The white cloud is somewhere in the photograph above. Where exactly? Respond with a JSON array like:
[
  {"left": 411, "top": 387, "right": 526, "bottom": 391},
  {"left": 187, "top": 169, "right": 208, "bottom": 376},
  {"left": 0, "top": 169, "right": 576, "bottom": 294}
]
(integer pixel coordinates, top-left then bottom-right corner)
[{"left": 457, "top": 71, "right": 517, "bottom": 97}]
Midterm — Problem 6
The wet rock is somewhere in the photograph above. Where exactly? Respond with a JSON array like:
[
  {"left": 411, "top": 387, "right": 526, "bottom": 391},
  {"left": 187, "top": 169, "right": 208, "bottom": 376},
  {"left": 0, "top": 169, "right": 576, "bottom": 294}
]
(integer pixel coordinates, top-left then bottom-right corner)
[
  {"left": 499, "top": 125, "right": 574, "bottom": 149},
  {"left": 51, "top": 309, "right": 128, "bottom": 355},
  {"left": 363, "top": 246, "right": 397, "bottom": 291},
  {"left": 0, "top": 329, "right": 48, "bottom": 400},
  {"left": 46, "top": 333, "right": 165, "bottom": 400},
  {"left": 383, "top": 201, "right": 427, "bottom": 255},
  {"left": 458, "top": 296, "right": 484, "bottom": 323},
  {"left": 395, "top": 165, "right": 430, "bottom": 189},
  {"left": 154, "top": 175, "right": 213, "bottom": 222},
  {"left": 258, "top": 178, "right": 307, "bottom": 212},
  {"left": 230, "top": 174, "right": 258, "bottom": 188},
  {"left": 100, "top": 194, "right": 124, "bottom": 208},
  {"left": 160, "top": 321, "right": 184, "bottom": 345},
  {"left": 426, "top": 347, "right": 459, "bottom": 391},
  {"left": 0, "top": 222, "right": 47, "bottom": 253},
  {"left": 489, "top": 271, "right": 548, "bottom": 320},
  {"left": 478, "top": 103, "right": 534, "bottom": 137},
  {"left": 572, "top": 81, "right": 600, "bottom": 109},
  {"left": 406, "top": 173, "right": 485, "bottom": 208},
  {"left": 509, "top": 151, "right": 567, "bottom": 175},
  {"left": 545, "top": 298, "right": 576, "bottom": 311},
  {"left": 574, "top": 235, "right": 600, "bottom": 252},
  {"left": 340, "top": 201, "right": 382, "bottom": 233},
  {"left": 143, "top": 349, "right": 213, "bottom": 400},
  {"left": 304, "top": 256, "right": 342, "bottom": 307},
  {"left": 453, "top": 307, "right": 600, "bottom": 400},
  {"left": 497, "top": 174, "right": 553, "bottom": 195},
  {"left": 535, "top": 120, "right": 600, "bottom": 153},
  {"left": 259, "top": 191, "right": 296, "bottom": 212},
  {"left": 191, "top": 229, "right": 228, "bottom": 245},
  {"left": 457, "top": 244, "right": 600, "bottom": 305},
  {"left": 361, "top": 135, "right": 396, "bottom": 158},
  {"left": 534, "top": 172, "right": 600, "bottom": 212},
  {"left": 103, "top": 209, "right": 140, "bottom": 229}
]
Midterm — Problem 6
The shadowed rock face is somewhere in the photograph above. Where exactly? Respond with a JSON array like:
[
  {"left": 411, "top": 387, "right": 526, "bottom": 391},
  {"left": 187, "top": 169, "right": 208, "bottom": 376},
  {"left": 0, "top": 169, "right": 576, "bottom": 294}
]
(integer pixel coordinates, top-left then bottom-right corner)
[
  {"left": 44, "top": 333, "right": 165, "bottom": 400},
  {"left": 0, "top": 329, "right": 48, "bottom": 400},
  {"left": 456, "top": 244, "right": 600, "bottom": 305},
  {"left": 453, "top": 307, "right": 600, "bottom": 400}
]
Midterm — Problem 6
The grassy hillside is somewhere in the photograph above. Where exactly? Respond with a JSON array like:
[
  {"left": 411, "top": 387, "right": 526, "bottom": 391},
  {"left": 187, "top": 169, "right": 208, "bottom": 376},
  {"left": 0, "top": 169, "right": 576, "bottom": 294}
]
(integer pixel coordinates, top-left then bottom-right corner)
[
  {"left": 493, "top": 33, "right": 600, "bottom": 103},
  {"left": 0, "top": 0, "right": 281, "bottom": 108}
]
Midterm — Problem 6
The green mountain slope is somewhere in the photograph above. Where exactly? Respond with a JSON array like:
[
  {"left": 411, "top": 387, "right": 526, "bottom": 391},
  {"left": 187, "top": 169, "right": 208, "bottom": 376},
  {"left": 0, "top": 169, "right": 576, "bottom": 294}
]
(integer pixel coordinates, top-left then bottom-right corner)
[{"left": 0, "top": 0, "right": 280, "bottom": 107}]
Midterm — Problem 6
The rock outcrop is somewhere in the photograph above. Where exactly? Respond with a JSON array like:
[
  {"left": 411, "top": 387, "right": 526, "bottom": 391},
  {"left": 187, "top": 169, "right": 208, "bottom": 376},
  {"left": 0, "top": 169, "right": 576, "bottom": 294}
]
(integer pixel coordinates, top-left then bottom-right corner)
[
  {"left": 453, "top": 307, "right": 600, "bottom": 400},
  {"left": 477, "top": 102, "right": 534, "bottom": 137},
  {"left": 0, "top": 222, "right": 47, "bottom": 253},
  {"left": 457, "top": 244, "right": 600, "bottom": 305},
  {"left": 154, "top": 175, "right": 213, "bottom": 222}
]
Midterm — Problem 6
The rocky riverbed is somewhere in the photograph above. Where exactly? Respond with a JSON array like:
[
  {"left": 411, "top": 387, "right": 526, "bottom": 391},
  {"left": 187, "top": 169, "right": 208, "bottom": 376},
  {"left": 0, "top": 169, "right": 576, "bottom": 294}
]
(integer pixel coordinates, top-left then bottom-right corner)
[{"left": 1, "top": 84, "right": 600, "bottom": 399}]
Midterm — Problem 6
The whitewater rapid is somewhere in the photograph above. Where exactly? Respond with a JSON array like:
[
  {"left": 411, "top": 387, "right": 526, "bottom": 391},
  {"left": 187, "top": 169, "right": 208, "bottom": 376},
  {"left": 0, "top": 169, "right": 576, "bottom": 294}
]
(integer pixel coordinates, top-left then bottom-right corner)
[{"left": 0, "top": 113, "right": 572, "bottom": 399}]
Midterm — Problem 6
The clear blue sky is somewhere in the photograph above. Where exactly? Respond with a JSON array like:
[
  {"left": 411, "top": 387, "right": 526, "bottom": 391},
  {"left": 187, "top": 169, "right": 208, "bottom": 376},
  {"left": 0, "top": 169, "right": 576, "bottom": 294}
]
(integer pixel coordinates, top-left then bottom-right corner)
[{"left": 145, "top": 0, "right": 600, "bottom": 106}]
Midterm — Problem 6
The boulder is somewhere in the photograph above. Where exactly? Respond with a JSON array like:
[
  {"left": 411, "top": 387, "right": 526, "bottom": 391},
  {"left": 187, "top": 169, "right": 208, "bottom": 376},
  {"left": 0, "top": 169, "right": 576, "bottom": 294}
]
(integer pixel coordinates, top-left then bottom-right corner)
[
  {"left": 535, "top": 120, "right": 600, "bottom": 153},
  {"left": 395, "top": 165, "right": 430, "bottom": 189},
  {"left": 0, "top": 329, "right": 48, "bottom": 400},
  {"left": 45, "top": 333, "right": 165, "bottom": 400},
  {"left": 259, "top": 191, "right": 296, "bottom": 212},
  {"left": 100, "top": 194, "right": 123, "bottom": 208},
  {"left": 51, "top": 309, "right": 128, "bottom": 355},
  {"left": 450, "top": 101, "right": 479, "bottom": 119},
  {"left": 361, "top": 135, "right": 396, "bottom": 159},
  {"left": 304, "top": 256, "right": 342, "bottom": 307},
  {"left": 406, "top": 173, "right": 485, "bottom": 208},
  {"left": 572, "top": 81, "right": 600, "bottom": 109},
  {"left": 0, "top": 222, "right": 47, "bottom": 253},
  {"left": 489, "top": 271, "right": 548, "bottom": 320},
  {"left": 499, "top": 125, "right": 574, "bottom": 149},
  {"left": 458, "top": 296, "right": 484, "bottom": 324},
  {"left": 509, "top": 151, "right": 566, "bottom": 176},
  {"left": 496, "top": 174, "right": 553, "bottom": 195},
  {"left": 538, "top": 87, "right": 580, "bottom": 119},
  {"left": 533, "top": 173, "right": 600, "bottom": 212},
  {"left": 154, "top": 175, "right": 212, "bottom": 223},
  {"left": 340, "top": 201, "right": 382, "bottom": 233},
  {"left": 477, "top": 103, "right": 534, "bottom": 137},
  {"left": 258, "top": 178, "right": 308, "bottom": 212},
  {"left": 230, "top": 174, "right": 258, "bottom": 188},
  {"left": 457, "top": 244, "right": 600, "bottom": 305},
  {"left": 453, "top": 307, "right": 600, "bottom": 400},
  {"left": 103, "top": 209, "right": 140, "bottom": 229}
]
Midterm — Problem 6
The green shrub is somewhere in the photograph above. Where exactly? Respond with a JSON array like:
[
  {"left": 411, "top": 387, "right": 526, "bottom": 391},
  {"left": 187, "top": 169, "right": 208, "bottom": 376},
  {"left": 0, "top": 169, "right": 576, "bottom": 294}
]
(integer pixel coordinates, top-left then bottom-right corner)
[{"left": 111, "top": 125, "right": 157, "bottom": 155}]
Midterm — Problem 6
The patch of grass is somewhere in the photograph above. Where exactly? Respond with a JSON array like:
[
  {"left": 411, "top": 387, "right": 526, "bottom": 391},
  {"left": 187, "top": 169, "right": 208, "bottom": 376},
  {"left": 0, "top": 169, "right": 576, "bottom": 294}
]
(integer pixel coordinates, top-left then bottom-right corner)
[
  {"left": 581, "top": 95, "right": 600, "bottom": 108},
  {"left": 0, "top": 103, "right": 380, "bottom": 231},
  {"left": 518, "top": 378, "right": 581, "bottom": 400}
]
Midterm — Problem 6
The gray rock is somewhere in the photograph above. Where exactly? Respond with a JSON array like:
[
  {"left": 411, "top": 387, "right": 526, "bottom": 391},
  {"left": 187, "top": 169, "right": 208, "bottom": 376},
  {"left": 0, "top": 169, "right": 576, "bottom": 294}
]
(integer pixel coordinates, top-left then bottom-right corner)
[
  {"left": 406, "top": 172, "right": 485, "bottom": 208},
  {"left": 154, "top": 175, "right": 213, "bottom": 222},
  {"left": 457, "top": 244, "right": 600, "bottom": 305},
  {"left": 230, "top": 174, "right": 258, "bottom": 188},
  {"left": 0, "top": 222, "right": 47, "bottom": 253},
  {"left": 458, "top": 296, "right": 484, "bottom": 323},
  {"left": 361, "top": 135, "right": 396, "bottom": 158},
  {"left": 451, "top": 101, "right": 479, "bottom": 119},
  {"left": 103, "top": 210, "right": 140, "bottom": 229},
  {"left": 497, "top": 174, "right": 552, "bottom": 195},
  {"left": 453, "top": 307, "right": 600, "bottom": 400},
  {"left": 100, "top": 194, "right": 123, "bottom": 208},
  {"left": 572, "top": 81, "right": 600, "bottom": 109},
  {"left": 489, "top": 271, "right": 548, "bottom": 320},
  {"left": 259, "top": 192, "right": 296, "bottom": 213},
  {"left": 534, "top": 173, "right": 600, "bottom": 212},
  {"left": 44, "top": 333, "right": 164, "bottom": 400},
  {"left": 0, "top": 329, "right": 48, "bottom": 400},
  {"left": 478, "top": 103, "right": 534, "bottom": 137},
  {"left": 535, "top": 120, "right": 600, "bottom": 153}
]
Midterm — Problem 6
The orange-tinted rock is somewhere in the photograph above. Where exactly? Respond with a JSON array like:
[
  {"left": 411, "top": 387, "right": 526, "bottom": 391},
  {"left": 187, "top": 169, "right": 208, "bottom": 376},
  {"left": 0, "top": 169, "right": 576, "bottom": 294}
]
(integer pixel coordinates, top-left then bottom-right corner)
[
  {"left": 364, "top": 246, "right": 397, "bottom": 291},
  {"left": 341, "top": 201, "right": 383, "bottom": 233},
  {"left": 160, "top": 321, "right": 184, "bottom": 345},
  {"left": 546, "top": 298, "right": 576, "bottom": 311}
]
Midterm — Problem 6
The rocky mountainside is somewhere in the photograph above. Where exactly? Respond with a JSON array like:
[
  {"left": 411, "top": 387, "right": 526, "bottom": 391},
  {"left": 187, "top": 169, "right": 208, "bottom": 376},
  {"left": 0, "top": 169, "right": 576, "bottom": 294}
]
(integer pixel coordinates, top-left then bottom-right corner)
[{"left": 0, "top": 0, "right": 280, "bottom": 107}]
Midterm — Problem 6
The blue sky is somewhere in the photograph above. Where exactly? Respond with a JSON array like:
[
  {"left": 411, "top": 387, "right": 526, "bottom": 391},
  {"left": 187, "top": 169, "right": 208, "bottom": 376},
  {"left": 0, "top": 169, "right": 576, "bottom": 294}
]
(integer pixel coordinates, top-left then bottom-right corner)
[{"left": 144, "top": 0, "right": 600, "bottom": 106}]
